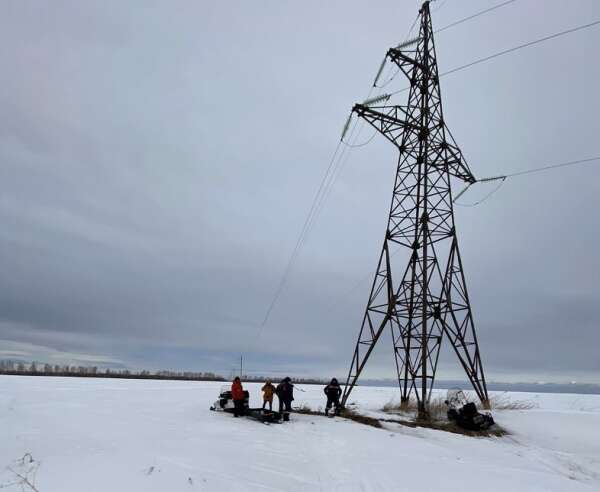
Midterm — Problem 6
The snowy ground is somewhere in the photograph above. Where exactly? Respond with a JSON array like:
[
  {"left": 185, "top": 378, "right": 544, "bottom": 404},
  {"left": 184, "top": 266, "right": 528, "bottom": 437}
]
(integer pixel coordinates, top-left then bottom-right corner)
[{"left": 0, "top": 376, "right": 599, "bottom": 491}]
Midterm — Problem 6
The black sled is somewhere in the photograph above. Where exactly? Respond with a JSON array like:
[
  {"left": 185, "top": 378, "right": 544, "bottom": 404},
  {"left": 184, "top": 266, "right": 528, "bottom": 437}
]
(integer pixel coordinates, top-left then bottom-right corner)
[{"left": 210, "top": 385, "right": 282, "bottom": 424}]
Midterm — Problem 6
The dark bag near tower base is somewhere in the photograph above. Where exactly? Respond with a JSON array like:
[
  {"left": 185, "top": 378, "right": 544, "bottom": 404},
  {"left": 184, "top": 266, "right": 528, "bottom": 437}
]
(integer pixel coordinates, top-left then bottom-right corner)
[{"left": 445, "top": 390, "right": 495, "bottom": 431}]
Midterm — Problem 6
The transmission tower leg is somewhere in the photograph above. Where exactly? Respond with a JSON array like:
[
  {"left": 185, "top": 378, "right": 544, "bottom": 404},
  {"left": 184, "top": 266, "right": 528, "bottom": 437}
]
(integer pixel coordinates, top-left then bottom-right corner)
[
  {"left": 438, "top": 237, "right": 489, "bottom": 405},
  {"left": 387, "top": 240, "right": 445, "bottom": 416},
  {"left": 341, "top": 239, "right": 394, "bottom": 407}
]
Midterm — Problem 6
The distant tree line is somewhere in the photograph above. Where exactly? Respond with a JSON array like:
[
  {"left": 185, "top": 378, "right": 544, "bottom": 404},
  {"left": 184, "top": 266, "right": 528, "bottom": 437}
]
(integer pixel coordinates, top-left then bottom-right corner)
[
  {"left": 241, "top": 374, "right": 327, "bottom": 385},
  {"left": 0, "top": 360, "right": 327, "bottom": 385},
  {"left": 0, "top": 359, "right": 225, "bottom": 382}
]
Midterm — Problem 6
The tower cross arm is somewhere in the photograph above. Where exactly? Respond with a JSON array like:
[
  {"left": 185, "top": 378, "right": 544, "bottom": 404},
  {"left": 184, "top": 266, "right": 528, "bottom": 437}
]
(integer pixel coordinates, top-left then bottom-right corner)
[
  {"left": 352, "top": 104, "right": 417, "bottom": 149},
  {"left": 386, "top": 48, "right": 425, "bottom": 81},
  {"left": 439, "top": 130, "right": 476, "bottom": 184}
]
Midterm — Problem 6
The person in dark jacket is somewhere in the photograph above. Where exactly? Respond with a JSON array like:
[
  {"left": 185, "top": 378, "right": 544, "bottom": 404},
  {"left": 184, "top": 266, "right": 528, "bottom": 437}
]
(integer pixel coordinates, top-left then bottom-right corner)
[
  {"left": 231, "top": 377, "right": 245, "bottom": 417},
  {"left": 276, "top": 377, "right": 294, "bottom": 421},
  {"left": 324, "top": 378, "right": 342, "bottom": 416}
]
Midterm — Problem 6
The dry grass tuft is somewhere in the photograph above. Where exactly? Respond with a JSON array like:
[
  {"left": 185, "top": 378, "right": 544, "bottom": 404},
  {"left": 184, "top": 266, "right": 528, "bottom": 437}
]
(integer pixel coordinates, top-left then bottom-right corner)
[
  {"left": 293, "top": 402, "right": 505, "bottom": 436},
  {"left": 382, "top": 395, "right": 447, "bottom": 420},
  {"left": 485, "top": 393, "right": 537, "bottom": 411},
  {"left": 383, "top": 391, "right": 536, "bottom": 416},
  {"left": 378, "top": 392, "right": 519, "bottom": 436},
  {"left": 339, "top": 407, "right": 383, "bottom": 428},
  {"left": 292, "top": 404, "right": 382, "bottom": 428},
  {"left": 379, "top": 415, "right": 508, "bottom": 437},
  {"left": 293, "top": 404, "right": 316, "bottom": 415},
  {"left": 456, "top": 391, "right": 536, "bottom": 411}
]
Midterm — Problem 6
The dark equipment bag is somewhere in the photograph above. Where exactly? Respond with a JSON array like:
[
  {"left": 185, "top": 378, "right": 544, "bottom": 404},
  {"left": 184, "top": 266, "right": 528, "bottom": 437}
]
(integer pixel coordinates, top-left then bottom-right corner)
[
  {"left": 445, "top": 389, "right": 495, "bottom": 431},
  {"left": 447, "top": 402, "right": 495, "bottom": 431}
]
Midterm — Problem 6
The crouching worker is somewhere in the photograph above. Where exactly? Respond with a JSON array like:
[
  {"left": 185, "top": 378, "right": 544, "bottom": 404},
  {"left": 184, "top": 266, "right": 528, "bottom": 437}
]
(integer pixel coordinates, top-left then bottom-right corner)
[
  {"left": 231, "top": 377, "right": 245, "bottom": 417},
  {"left": 261, "top": 379, "right": 275, "bottom": 411},
  {"left": 324, "top": 378, "right": 342, "bottom": 416},
  {"left": 276, "top": 377, "right": 294, "bottom": 421}
]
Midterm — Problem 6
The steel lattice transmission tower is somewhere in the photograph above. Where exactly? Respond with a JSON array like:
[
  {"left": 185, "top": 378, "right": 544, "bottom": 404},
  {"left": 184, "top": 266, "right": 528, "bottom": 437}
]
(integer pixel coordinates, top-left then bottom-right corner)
[{"left": 341, "top": 1, "right": 489, "bottom": 418}]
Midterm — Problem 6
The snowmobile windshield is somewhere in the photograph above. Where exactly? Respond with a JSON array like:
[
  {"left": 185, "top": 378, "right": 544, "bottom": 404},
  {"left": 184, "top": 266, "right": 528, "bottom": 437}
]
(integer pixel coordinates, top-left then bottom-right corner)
[{"left": 446, "top": 388, "right": 468, "bottom": 408}]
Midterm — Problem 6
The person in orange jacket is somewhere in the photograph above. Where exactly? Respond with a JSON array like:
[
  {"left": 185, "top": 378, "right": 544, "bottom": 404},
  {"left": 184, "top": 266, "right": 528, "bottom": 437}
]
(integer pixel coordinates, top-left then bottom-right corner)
[
  {"left": 231, "top": 377, "right": 245, "bottom": 417},
  {"left": 261, "top": 379, "right": 275, "bottom": 411}
]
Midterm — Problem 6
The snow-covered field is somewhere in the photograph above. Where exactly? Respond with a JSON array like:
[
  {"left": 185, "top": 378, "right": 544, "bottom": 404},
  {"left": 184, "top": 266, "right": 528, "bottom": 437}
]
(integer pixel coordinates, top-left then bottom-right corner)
[{"left": 0, "top": 376, "right": 599, "bottom": 491}]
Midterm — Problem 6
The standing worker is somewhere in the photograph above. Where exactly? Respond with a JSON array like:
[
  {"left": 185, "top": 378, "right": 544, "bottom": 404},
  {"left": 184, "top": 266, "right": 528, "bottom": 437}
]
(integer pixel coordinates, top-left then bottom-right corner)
[
  {"left": 231, "top": 376, "right": 245, "bottom": 417},
  {"left": 261, "top": 379, "right": 275, "bottom": 411},
  {"left": 324, "top": 378, "right": 342, "bottom": 416},
  {"left": 276, "top": 377, "right": 294, "bottom": 421}
]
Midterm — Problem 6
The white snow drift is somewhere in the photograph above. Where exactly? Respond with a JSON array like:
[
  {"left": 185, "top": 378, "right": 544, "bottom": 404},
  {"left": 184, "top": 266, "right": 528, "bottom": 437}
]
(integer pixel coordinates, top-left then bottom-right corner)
[{"left": 0, "top": 376, "right": 598, "bottom": 491}]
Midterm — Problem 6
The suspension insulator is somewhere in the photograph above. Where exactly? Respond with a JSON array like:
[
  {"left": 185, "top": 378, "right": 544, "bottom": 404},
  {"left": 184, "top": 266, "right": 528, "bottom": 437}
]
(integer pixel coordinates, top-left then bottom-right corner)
[
  {"left": 373, "top": 56, "right": 388, "bottom": 87},
  {"left": 341, "top": 114, "right": 352, "bottom": 141},
  {"left": 395, "top": 36, "right": 422, "bottom": 50},
  {"left": 362, "top": 93, "right": 391, "bottom": 107}
]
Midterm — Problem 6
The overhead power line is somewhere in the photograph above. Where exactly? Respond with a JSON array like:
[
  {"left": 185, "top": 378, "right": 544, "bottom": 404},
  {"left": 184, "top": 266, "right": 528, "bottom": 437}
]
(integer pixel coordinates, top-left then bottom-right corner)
[
  {"left": 442, "top": 19, "right": 600, "bottom": 76},
  {"left": 280, "top": 0, "right": 509, "bottom": 261},
  {"left": 257, "top": 87, "right": 382, "bottom": 330},
  {"left": 257, "top": 140, "right": 343, "bottom": 332},
  {"left": 435, "top": 0, "right": 518, "bottom": 34},
  {"left": 454, "top": 178, "right": 507, "bottom": 207},
  {"left": 454, "top": 156, "right": 600, "bottom": 207},
  {"left": 258, "top": 90, "right": 382, "bottom": 332},
  {"left": 309, "top": 3, "right": 544, "bottom": 232},
  {"left": 503, "top": 156, "right": 600, "bottom": 178},
  {"left": 352, "top": 155, "right": 600, "bottom": 285},
  {"left": 405, "top": 13, "right": 421, "bottom": 42},
  {"left": 258, "top": 12, "right": 600, "bottom": 332},
  {"left": 390, "top": 19, "right": 600, "bottom": 97},
  {"left": 376, "top": 0, "right": 519, "bottom": 89}
]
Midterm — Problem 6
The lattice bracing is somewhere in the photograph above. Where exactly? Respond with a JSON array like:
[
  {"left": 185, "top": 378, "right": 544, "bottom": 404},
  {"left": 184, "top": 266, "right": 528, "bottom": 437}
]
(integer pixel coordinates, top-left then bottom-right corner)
[{"left": 342, "top": 1, "right": 488, "bottom": 417}]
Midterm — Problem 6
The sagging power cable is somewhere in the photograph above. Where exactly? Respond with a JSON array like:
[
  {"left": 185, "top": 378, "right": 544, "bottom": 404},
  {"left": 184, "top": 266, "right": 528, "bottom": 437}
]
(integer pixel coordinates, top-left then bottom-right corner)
[
  {"left": 454, "top": 177, "right": 507, "bottom": 207},
  {"left": 435, "top": 0, "right": 518, "bottom": 34},
  {"left": 389, "top": 19, "right": 600, "bottom": 97},
  {"left": 347, "top": 156, "right": 600, "bottom": 293},
  {"left": 278, "top": 93, "right": 389, "bottom": 263},
  {"left": 258, "top": 94, "right": 381, "bottom": 331},
  {"left": 257, "top": 9, "right": 421, "bottom": 331},
  {"left": 341, "top": 130, "right": 378, "bottom": 148},
  {"left": 257, "top": 12, "right": 600, "bottom": 331},
  {"left": 257, "top": 139, "right": 343, "bottom": 332},
  {"left": 313, "top": 93, "right": 394, "bottom": 230},
  {"left": 454, "top": 156, "right": 600, "bottom": 206},
  {"left": 502, "top": 156, "right": 600, "bottom": 178},
  {"left": 375, "top": 0, "right": 518, "bottom": 89}
]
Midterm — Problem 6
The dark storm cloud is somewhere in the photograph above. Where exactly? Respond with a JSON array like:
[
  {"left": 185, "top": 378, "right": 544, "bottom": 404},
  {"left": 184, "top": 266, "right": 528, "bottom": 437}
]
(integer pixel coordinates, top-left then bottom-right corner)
[{"left": 0, "top": 0, "right": 598, "bottom": 382}]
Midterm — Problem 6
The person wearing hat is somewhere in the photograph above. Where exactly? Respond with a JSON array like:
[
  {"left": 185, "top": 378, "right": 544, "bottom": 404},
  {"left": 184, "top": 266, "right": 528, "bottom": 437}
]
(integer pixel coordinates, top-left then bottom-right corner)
[
  {"left": 275, "top": 377, "right": 294, "bottom": 421},
  {"left": 323, "top": 378, "right": 342, "bottom": 416},
  {"left": 261, "top": 379, "right": 275, "bottom": 411}
]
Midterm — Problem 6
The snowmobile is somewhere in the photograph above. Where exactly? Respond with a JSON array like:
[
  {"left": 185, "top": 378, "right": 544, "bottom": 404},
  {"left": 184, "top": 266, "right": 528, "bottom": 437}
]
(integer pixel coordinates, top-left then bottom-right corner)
[
  {"left": 445, "top": 389, "right": 495, "bottom": 431},
  {"left": 210, "top": 385, "right": 249, "bottom": 413},
  {"left": 209, "top": 385, "right": 282, "bottom": 424}
]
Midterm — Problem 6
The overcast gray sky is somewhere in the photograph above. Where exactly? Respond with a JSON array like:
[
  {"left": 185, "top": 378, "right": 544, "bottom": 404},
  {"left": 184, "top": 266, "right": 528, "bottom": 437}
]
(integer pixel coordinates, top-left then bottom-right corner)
[{"left": 0, "top": 0, "right": 598, "bottom": 383}]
